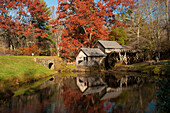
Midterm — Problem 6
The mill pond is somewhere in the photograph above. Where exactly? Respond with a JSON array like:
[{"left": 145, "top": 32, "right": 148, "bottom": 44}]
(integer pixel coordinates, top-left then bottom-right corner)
[{"left": 0, "top": 72, "right": 168, "bottom": 113}]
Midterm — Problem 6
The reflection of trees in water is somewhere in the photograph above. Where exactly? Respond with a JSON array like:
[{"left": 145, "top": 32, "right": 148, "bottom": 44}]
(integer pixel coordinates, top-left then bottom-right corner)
[
  {"left": 0, "top": 76, "right": 66, "bottom": 113},
  {"left": 0, "top": 74, "right": 158, "bottom": 113},
  {"left": 61, "top": 74, "right": 157, "bottom": 113},
  {"left": 60, "top": 85, "right": 107, "bottom": 113},
  {"left": 156, "top": 70, "right": 170, "bottom": 112},
  {"left": 0, "top": 89, "right": 54, "bottom": 113},
  {"left": 102, "top": 73, "right": 145, "bottom": 88},
  {"left": 59, "top": 77, "right": 109, "bottom": 113},
  {"left": 123, "top": 83, "right": 156, "bottom": 113},
  {"left": 60, "top": 82, "right": 156, "bottom": 113},
  {"left": 102, "top": 74, "right": 157, "bottom": 113}
]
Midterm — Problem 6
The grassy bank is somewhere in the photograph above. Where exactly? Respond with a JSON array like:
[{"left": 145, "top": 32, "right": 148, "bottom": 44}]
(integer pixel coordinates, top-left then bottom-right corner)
[
  {"left": 113, "top": 60, "right": 170, "bottom": 75},
  {"left": 0, "top": 56, "right": 56, "bottom": 87}
]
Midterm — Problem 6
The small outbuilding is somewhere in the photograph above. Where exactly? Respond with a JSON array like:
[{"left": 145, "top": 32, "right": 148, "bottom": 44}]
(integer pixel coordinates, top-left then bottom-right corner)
[
  {"left": 94, "top": 40, "right": 123, "bottom": 54},
  {"left": 76, "top": 76, "right": 107, "bottom": 95},
  {"left": 76, "top": 48, "right": 106, "bottom": 66}
]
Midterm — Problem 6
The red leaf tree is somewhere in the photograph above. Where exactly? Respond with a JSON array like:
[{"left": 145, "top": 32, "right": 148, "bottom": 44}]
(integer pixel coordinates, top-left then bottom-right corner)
[
  {"left": 51, "top": 0, "right": 135, "bottom": 56},
  {"left": 22, "top": 43, "right": 40, "bottom": 56},
  {"left": 0, "top": 0, "right": 50, "bottom": 50},
  {"left": 60, "top": 85, "right": 108, "bottom": 113}
]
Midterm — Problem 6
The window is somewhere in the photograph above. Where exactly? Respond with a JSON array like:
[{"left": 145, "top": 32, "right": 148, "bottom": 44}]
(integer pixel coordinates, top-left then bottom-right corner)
[
  {"left": 78, "top": 60, "right": 83, "bottom": 64},
  {"left": 84, "top": 57, "right": 88, "bottom": 61}
]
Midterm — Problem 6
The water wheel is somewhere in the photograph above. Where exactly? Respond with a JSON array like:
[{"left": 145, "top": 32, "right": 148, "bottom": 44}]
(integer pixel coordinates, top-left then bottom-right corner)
[{"left": 107, "top": 53, "right": 118, "bottom": 68}]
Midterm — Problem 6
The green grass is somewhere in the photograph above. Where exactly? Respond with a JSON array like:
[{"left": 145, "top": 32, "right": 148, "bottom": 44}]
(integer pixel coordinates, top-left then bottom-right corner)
[
  {"left": 66, "top": 65, "right": 77, "bottom": 69},
  {"left": 132, "top": 61, "right": 170, "bottom": 75},
  {"left": 14, "top": 76, "right": 54, "bottom": 96},
  {"left": 0, "top": 56, "right": 55, "bottom": 84},
  {"left": 113, "top": 60, "right": 170, "bottom": 75},
  {"left": 14, "top": 72, "right": 77, "bottom": 96}
]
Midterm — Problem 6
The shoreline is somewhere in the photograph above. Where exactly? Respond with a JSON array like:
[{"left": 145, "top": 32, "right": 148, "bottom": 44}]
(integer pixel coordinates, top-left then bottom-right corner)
[
  {"left": 0, "top": 56, "right": 169, "bottom": 104},
  {"left": 112, "top": 61, "right": 170, "bottom": 76}
]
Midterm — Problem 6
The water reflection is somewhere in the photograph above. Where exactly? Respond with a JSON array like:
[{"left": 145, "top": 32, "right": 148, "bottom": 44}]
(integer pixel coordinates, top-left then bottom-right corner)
[
  {"left": 155, "top": 75, "right": 170, "bottom": 113},
  {"left": 76, "top": 74, "right": 145, "bottom": 101},
  {"left": 0, "top": 73, "right": 160, "bottom": 113}
]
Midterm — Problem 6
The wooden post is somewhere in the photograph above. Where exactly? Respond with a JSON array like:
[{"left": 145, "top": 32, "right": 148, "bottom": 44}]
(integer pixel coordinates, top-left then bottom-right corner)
[
  {"left": 119, "top": 52, "right": 123, "bottom": 64},
  {"left": 124, "top": 52, "right": 127, "bottom": 65}
]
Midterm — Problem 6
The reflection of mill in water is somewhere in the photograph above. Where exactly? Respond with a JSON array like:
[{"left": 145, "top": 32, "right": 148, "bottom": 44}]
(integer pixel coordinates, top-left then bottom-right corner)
[{"left": 76, "top": 75, "right": 144, "bottom": 100}]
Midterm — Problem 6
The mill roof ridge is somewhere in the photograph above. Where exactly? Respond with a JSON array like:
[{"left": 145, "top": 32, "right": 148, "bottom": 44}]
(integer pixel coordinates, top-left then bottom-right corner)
[
  {"left": 97, "top": 40, "right": 123, "bottom": 49},
  {"left": 80, "top": 48, "right": 105, "bottom": 57}
]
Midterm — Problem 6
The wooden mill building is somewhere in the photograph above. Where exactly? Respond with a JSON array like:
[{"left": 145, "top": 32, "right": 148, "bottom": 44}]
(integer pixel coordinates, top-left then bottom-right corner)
[
  {"left": 94, "top": 40, "right": 123, "bottom": 53},
  {"left": 76, "top": 48, "right": 106, "bottom": 66},
  {"left": 76, "top": 40, "right": 138, "bottom": 67}
]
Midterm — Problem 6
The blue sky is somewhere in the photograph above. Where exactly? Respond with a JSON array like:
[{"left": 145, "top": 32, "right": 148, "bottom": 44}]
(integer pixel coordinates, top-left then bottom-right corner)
[
  {"left": 44, "top": 0, "right": 58, "bottom": 7},
  {"left": 44, "top": 0, "right": 98, "bottom": 7}
]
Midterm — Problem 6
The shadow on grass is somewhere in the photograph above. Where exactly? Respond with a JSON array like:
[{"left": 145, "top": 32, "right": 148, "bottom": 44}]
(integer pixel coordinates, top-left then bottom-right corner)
[{"left": 23, "top": 69, "right": 37, "bottom": 82}]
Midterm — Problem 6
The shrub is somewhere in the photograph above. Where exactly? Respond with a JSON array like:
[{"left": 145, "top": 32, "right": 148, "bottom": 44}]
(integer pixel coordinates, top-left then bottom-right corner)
[{"left": 21, "top": 44, "right": 40, "bottom": 56}]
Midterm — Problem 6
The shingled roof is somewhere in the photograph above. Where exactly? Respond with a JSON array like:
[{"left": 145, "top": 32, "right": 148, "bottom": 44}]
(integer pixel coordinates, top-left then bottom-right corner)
[
  {"left": 81, "top": 48, "right": 105, "bottom": 57},
  {"left": 97, "top": 40, "right": 123, "bottom": 49},
  {"left": 100, "top": 90, "right": 122, "bottom": 100}
]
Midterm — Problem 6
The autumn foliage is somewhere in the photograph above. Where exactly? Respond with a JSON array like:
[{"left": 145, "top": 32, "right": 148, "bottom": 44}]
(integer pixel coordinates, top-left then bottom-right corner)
[
  {"left": 21, "top": 43, "right": 40, "bottom": 56},
  {"left": 1, "top": 0, "right": 50, "bottom": 36},
  {"left": 60, "top": 85, "right": 108, "bottom": 113},
  {"left": 50, "top": 0, "right": 135, "bottom": 56},
  {"left": 1, "top": 0, "right": 136, "bottom": 57},
  {"left": 0, "top": 0, "right": 50, "bottom": 44}
]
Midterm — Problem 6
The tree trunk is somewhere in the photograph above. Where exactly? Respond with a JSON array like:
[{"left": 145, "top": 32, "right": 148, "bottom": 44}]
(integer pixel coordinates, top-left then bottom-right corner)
[
  {"left": 157, "top": 1, "right": 161, "bottom": 58},
  {"left": 149, "top": 0, "right": 154, "bottom": 40},
  {"left": 89, "top": 33, "right": 92, "bottom": 41},
  {"left": 165, "top": 0, "right": 169, "bottom": 40},
  {"left": 137, "top": 26, "right": 140, "bottom": 49}
]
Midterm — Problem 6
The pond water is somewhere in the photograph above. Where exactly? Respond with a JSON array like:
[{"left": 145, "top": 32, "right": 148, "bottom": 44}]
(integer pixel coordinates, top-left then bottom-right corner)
[{"left": 0, "top": 72, "right": 165, "bottom": 113}]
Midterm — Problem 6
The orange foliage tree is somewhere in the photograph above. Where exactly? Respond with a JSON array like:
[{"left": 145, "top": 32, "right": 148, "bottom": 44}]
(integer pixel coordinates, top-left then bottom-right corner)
[
  {"left": 50, "top": 0, "right": 135, "bottom": 56},
  {"left": 60, "top": 85, "right": 111, "bottom": 113},
  {"left": 0, "top": 0, "right": 50, "bottom": 50},
  {"left": 22, "top": 44, "right": 40, "bottom": 56}
]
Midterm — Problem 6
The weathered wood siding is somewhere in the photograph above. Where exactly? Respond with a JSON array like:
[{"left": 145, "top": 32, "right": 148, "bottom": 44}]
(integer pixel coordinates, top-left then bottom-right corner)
[
  {"left": 76, "top": 77, "right": 88, "bottom": 92},
  {"left": 88, "top": 56, "right": 103, "bottom": 62},
  {"left": 94, "top": 42, "right": 122, "bottom": 54},
  {"left": 105, "top": 48, "right": 121, "bottom": 53},
  {"left": 94, "top": 43, "right": 105, "bottom": 53},
  {"left": 76, "top": 50, "right": 104, "bottom": 66},
  {"left": 76, "top": 51, "right": 87, "bottom": 66}
]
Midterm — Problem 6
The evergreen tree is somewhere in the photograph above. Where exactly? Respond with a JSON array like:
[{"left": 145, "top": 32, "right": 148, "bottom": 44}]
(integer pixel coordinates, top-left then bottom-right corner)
[{"left": 109, "top": 27, "right": 128, "bottom": 45}]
